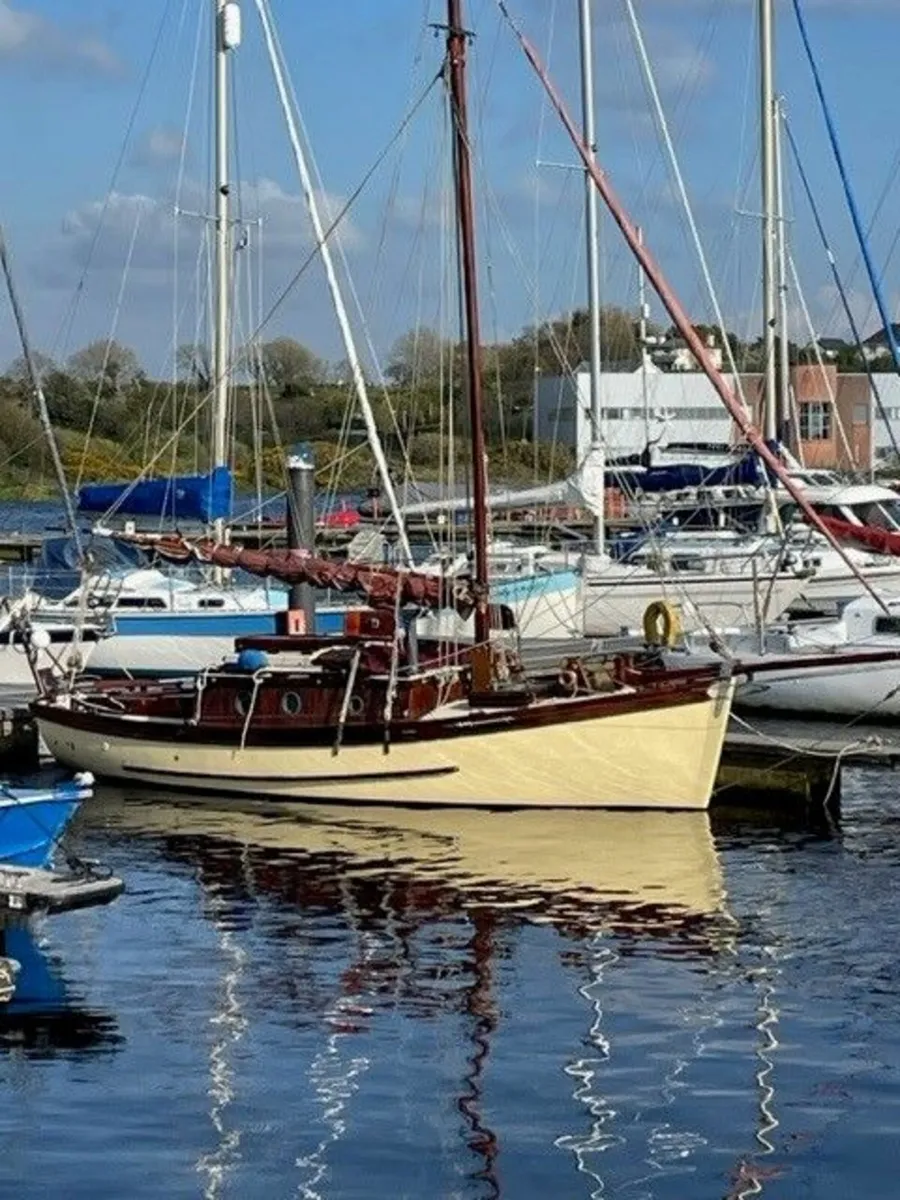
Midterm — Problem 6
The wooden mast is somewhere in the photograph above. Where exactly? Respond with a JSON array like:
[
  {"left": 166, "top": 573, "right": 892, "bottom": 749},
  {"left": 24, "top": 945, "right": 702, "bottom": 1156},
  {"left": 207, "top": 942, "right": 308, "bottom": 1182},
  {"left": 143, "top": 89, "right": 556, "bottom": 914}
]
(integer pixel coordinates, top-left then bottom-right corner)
[{"left": 447, "top": 1, "right": 491, "bottom": 649}]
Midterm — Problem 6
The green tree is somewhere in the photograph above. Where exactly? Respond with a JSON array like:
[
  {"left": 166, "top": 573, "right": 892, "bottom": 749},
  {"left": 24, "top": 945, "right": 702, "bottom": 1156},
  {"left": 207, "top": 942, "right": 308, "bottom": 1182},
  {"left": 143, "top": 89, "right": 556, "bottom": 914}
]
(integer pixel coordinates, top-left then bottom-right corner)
[
  {"left": 176, "top": 342, "right": 211, "bottom": 390},
  {"left": 253, "top": 337, "right": 325, "bottom": 398},
  {"left": 5, "top": 351, "right": 57, "bottom": 382},
  {"left": 67, "top": 340, "right": 142, "bottom": 396},
  {"left": 387, "top": 327, "right": 453, "bottom": 387}
]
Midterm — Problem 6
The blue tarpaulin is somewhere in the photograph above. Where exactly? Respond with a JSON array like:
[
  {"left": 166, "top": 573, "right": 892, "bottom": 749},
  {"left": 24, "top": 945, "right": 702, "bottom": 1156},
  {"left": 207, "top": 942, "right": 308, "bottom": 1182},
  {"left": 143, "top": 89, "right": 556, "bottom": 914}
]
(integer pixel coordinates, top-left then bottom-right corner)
[
  {"left": 616, "top": 449, "right": 776, "bottom": 495},
  {"left": 32, "top": 535, "right": 146, "bottom": 599},
  {"left": 78, "top": 466, "right": 233, "bottom": 524}
]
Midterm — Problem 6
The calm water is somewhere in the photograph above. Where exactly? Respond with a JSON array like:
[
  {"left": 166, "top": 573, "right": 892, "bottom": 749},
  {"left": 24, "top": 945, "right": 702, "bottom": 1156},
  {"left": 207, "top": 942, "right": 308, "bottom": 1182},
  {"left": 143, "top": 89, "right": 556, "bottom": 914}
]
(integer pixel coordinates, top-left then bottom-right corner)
[{"left": 0, "top": 774, "right": 898, "bottom": 1198}]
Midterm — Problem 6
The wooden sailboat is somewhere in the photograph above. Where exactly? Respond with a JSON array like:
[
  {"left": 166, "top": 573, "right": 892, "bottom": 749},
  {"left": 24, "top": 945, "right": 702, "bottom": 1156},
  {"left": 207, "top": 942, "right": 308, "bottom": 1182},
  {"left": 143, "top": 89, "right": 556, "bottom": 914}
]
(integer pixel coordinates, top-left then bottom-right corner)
[{"left": 32, "top": 1, "right": 735, "bottom": 811}]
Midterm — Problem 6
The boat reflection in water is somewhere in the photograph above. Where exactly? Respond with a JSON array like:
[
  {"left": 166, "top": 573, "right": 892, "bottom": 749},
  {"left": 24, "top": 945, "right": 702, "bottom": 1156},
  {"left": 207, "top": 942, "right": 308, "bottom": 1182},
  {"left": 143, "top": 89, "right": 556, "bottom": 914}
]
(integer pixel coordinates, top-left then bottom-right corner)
[
  {"left": 90, "top": 786, "right": 741, "bottom": 1197},
  {"left": 90, "top": 789, "right": 733, "bottom": 944},
  {"left": 0, "top": 921, "right": 121, "bottom": 1059}
]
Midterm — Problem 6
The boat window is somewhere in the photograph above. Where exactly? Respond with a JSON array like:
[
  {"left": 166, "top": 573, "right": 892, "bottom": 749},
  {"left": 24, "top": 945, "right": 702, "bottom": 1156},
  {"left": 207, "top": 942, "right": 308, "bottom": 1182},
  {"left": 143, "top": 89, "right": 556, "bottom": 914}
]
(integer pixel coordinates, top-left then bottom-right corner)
[
  {"left": 348, "top": 695, "right": 365, "bottom": 717},
  {"left": 872, "top": 499, "right": 900, "bottom": 530},
  {"left": 811, "top": 504, "right": 847, "bottom": 523},
  {"left": 853, "top": 502, "right": 898, "bottom": 531},
  {"left": 234, "top": 690, "right": 253, "bottom": 716},
  {"left": 114, "top": 597, "right": 167, "bottom": 609},
  {"left": 281, "top": 691, "right": 303, "bottom": 716},
  {"left": 197, "top": 598, "right": 226, "bottom": 609},
  {"left": 875, "top": 616, "right": 900, "bottom": 635}
]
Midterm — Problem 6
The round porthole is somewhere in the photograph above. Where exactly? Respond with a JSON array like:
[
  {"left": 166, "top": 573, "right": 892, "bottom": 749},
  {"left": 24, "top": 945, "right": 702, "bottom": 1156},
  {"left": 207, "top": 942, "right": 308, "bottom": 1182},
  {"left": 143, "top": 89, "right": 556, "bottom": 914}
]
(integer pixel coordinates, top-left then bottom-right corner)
[
  {"left": 281, "top": 691, "right": 303, "bottom": 716},
  {"left": 348, "top": 694, "right": 365, "bottom": 717},
  {"left": 234, "top": 690, "right": 252, "bottom": 716}
]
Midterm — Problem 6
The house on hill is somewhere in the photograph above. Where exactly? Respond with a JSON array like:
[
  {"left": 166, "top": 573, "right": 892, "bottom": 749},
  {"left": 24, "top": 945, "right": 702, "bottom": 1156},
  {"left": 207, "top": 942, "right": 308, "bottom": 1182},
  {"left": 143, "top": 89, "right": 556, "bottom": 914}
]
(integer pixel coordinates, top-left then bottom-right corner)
[{"left": 863, "top": 324, "right": 900, "bottom": 361}]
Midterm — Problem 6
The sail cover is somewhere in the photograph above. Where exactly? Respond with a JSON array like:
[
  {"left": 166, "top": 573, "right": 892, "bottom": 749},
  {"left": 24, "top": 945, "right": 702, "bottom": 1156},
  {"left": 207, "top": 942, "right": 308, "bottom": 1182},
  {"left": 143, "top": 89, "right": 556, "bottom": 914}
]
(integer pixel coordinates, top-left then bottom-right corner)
[
  {"left": 78, "top": 467, "right": 233, "bottom": 524},
  {"left": 627, "top": 450, "right": 773, "bottom": 494},
  {"left": 110, "top": 532, "right": 478, "bottom": 615}
]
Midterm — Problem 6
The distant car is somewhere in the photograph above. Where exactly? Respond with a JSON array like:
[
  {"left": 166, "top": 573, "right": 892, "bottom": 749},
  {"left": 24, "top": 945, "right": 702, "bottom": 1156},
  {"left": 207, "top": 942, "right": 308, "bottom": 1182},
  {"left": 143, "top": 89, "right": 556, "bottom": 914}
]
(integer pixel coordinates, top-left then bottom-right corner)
[{"left": 319, "top": 503, "right": 360, "bottom": 529}]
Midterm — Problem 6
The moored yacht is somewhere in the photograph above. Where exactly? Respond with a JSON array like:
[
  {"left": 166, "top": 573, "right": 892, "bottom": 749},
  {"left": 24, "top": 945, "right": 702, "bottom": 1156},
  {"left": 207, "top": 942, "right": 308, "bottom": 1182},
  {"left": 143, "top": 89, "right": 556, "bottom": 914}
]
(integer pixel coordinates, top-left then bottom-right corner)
[
  {"left": 33, "top": 615, "right": 735, "bottom": 810},
  {"left": 31, "top": 4, "right": 740, "bottom": 814}
]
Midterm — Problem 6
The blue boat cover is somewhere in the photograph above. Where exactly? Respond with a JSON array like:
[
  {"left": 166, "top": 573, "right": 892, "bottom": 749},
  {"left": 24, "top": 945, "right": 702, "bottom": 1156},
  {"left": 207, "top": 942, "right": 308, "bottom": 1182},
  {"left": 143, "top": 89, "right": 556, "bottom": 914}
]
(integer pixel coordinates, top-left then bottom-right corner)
[
  {"left": 78, "top": 466, "right": 233, "bottom": 523},
  {"left": 32, "top": 535, "right": 146, "bottom": 599},
  {"left": 625, "top": 448, "right": 775, "bottom": 494}
]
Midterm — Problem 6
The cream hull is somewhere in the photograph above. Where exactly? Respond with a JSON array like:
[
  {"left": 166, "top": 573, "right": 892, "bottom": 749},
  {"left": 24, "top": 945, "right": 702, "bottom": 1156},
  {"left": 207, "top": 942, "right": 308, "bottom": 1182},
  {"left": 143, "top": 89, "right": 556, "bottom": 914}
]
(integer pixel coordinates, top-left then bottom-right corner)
[{"left": 38, "top": 680, "right": 733, "bottom": 810}]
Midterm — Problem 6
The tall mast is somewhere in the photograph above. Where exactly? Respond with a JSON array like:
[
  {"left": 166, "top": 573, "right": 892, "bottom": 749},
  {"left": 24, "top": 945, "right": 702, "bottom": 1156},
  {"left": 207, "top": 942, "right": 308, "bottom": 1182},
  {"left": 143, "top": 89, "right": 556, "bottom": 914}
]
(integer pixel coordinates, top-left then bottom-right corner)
[
  {"left": 447, "top": 0, "right": 490, "bottom": 647},
  {"left": 759, "top": 0, "right": 778, "bottom": 441},
  {"left": 637, "top": 226, "right": 652, "bottom": 452},
  {"left": 501, "top": 8, "right": 890, "bottom": 612},
  {"left": 774, "top": 95, "right": 792, "bottom": 448},
  {"left": 578, "top": 0, "right": 604, "bottom": 556},
  {"left": 213, "top": 0, "right": 237, "bottom": 540}
]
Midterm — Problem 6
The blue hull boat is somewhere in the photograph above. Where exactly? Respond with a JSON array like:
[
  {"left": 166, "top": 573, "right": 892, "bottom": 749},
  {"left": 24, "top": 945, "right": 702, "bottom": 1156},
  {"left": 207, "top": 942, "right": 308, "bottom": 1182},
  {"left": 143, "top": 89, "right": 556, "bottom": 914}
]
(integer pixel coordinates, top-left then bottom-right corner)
[{"left": 0, "top": 774, "right": 93, "bottom": 868}]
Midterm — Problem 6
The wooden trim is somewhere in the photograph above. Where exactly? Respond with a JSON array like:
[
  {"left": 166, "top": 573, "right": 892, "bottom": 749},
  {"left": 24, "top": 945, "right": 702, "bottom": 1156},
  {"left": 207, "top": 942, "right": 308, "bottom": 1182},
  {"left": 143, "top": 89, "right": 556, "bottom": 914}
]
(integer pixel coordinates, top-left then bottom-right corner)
[{"left": 34, "top": 669, "right": 720, "bottom": 749}]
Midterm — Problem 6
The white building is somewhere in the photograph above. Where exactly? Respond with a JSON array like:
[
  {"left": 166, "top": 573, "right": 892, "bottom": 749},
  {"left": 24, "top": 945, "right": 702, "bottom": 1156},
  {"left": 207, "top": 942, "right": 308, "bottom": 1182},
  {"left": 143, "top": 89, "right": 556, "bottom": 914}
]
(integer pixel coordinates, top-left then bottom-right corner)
[
  {"left": 535, "top": 363, "right": 900, "bottom": 467},
  {"left": 869, "top": 374, "right": 900, "bottom": 458},
  {"left": 534, "top": 363, "right": 736, "bottom": 460}
]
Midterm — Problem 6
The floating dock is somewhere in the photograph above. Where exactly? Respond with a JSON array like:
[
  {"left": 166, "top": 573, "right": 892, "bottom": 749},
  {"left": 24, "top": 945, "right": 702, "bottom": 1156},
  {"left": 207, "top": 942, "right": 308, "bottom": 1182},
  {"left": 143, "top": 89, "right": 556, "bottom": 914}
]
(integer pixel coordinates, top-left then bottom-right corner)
[
  {"left": 0, "top": 532, "right": 45, "bottom": 564},
  {"left": 713, "top": 728, "right": 900, "bottom": 810},
  {"left": 0, "top": 864, "right": 124, "bottom": 916}
]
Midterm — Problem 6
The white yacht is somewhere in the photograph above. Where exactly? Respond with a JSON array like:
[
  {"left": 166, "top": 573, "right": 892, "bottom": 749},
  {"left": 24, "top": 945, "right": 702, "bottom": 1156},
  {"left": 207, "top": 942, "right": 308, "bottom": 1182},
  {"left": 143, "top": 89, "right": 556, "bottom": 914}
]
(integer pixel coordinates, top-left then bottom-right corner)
[{"left": 680, "top": 593, "right": 900, "bottom": 723}]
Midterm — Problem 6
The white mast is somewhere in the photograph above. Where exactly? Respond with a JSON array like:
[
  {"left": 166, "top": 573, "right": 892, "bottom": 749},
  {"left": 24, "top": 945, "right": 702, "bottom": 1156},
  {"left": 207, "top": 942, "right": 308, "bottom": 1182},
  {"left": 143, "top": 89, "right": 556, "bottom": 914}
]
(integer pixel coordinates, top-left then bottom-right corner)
[
  {"left": 254, "top": 0, "right": 412, "bottom": 565},
  {"left": 759, "top": 0, "right": 778, "bottom": 442},
  {"left": 637, "top": 226, "right": 652, "bottom": 453},
  {"left": 774, "top": 96, "right": 792, "bottom": 446},
  {"left": 578, "top": 0, "right": 604, "bottom": 556},
  {"left": 213, "top": 0, "right": 239, "bottom": 543}
]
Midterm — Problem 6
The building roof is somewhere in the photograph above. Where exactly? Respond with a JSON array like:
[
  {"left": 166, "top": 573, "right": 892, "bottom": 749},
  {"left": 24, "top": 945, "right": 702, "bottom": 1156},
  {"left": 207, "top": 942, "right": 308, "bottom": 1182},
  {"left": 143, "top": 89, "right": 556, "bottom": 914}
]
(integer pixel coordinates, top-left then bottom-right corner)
[{"left": 863, "top": 323, "right": 900, "bottom": 348}]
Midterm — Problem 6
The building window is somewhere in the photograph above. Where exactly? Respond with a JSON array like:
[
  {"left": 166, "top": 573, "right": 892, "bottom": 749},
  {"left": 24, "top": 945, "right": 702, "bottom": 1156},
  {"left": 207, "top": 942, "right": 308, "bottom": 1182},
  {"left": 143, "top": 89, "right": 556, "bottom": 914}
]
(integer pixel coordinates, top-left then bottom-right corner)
[
  {"left": 799, "top": 401, "right": 832, "bottom": 441},
  {"left": 853, "top": 403, "right": 869, "bottom": 424}
]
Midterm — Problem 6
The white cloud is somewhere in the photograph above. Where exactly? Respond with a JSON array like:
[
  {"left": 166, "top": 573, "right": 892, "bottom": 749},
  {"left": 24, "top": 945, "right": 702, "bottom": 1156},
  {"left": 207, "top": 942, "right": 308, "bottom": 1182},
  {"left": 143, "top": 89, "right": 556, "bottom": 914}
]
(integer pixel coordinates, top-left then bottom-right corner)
[
  {"left": 132, "top": 127, "right": 186, "bottom": 169},
  {"left": 0, "top": 0, "right": 120, "bottom": 74},
  {"left": 40, "top": 177, "right": 365, "bottom": 283}
]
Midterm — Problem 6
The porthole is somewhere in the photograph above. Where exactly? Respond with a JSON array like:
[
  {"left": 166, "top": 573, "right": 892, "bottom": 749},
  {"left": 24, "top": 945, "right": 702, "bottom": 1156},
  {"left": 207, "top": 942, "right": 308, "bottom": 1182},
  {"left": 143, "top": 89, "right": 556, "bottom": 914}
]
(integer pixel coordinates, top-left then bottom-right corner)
[
  {"left": 281, "top": 691, "right": 303, "bottom": 716},
  {"left": 234, "top": 690, "right": 252, "bottom": 716},
  {"left": 348, "top": 694, "right": 365, "bottom": 717}
]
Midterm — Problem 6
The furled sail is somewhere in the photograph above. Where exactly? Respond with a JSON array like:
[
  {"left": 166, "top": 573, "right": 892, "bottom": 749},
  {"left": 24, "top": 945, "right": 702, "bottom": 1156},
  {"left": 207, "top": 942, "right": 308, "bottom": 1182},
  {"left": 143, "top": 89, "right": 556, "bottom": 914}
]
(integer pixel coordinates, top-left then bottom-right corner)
[
  {"left": 109, "top": 532, "right": 478, "bottom": 615},
  {"left": 627, "top": 450, "right": 772, "bottom": 494},
  {"left": 78, "top": 466, "right": 233, "bottom": 524}
]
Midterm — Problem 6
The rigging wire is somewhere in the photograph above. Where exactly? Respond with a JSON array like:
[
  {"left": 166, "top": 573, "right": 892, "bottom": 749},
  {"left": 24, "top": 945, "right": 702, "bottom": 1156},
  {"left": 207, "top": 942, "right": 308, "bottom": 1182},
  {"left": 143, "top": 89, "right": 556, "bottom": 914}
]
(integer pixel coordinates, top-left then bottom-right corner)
[
  {"left": 781, "top": 114, "right": 899, "bottom": 461},
  {"left": 791, "top": 0, "right": 900, "bottom": 392},
  {"left": 172, "top": 0, "right": 206, "bottom": 463},
  {"left": 74, "top": 200, "right": 146, "bottom": 492},
  {"left": 93, "top": 63, "right": 445, "bottom": 529},
  {"left": 255, "top": 0, "right": 413, "bottom": 564},
  {"left": 623, "top": 0, "right": 748, "bottom": 409},
  {"left": 254, "top": 71, "right": 443, "bottom": 360},
  {"left": 51, "top": 0, "right": 176, "bottom": 363},
  {"left": 531, "top": 0, "right": 558, "bottom": 478},
  {"left": 785, "top": 250, "right": 856, "bottom": 471}
]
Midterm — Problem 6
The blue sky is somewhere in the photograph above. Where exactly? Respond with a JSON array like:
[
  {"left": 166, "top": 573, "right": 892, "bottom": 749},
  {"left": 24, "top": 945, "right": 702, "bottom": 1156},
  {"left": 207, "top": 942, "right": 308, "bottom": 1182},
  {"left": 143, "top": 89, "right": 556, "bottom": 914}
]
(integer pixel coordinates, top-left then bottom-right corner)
[{"left": 0, "top": 0, "right": 897, "bottom": 377}]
